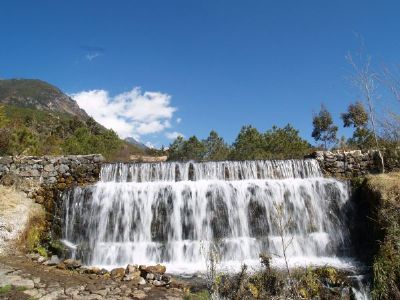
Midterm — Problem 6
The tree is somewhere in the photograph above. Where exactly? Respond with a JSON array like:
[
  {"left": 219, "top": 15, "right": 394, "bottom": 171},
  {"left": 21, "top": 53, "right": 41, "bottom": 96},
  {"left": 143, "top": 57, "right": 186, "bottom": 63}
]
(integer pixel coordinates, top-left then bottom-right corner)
[
  {"left": 167, "top": 136, "right": 186, "bottom": 161},
  {"left": 9, "top": 127, "right": 40, "bottom": 155},
  {"left": 181, "top": 136, "right": 206, "bottom": 161},
  {"left": 0, "top": 105, "right": 8, "bottom": 128},
  {"left": 230, "top": 125, "right": 266, "bottom": 160},
  {"left": 203, "top": 130, "right": 230, "bottom": 161},
  {"left": 341, "top": 101, "right": 375, "bottom": 149},
  {"left": 264, "top": 124, "right": 311, "bottom": 159},
  {"left": 347, "top": 52, "right": 384, "bottom": 171},
  {"left": 311, "top": 105, "right": 338, "bottom": 150}
]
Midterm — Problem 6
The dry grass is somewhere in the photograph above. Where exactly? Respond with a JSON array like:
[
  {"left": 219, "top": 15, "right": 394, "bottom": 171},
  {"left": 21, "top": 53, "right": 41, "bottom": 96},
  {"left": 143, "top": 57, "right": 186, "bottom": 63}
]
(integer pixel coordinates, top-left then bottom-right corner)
[
  {"left": 366, "top": 172, "right": 400, "bottom": 204},
  {"left": 0, "top": 185, "right": 44, "bottom": 254}
]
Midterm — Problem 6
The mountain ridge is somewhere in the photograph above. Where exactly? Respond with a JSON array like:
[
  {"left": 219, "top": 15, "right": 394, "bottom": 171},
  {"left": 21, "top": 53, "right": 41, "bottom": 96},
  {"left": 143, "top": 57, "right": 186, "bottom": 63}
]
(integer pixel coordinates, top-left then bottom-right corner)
[{"left": 0, "top": 79, "right": 88, "bottom": 119}]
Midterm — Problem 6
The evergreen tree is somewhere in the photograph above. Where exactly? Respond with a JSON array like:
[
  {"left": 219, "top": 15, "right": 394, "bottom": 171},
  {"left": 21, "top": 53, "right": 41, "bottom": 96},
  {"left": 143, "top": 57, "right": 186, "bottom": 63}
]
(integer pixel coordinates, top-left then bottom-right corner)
[
  {"left": 312, "top": 105, "right": 338, "bottom": 150},
  {"left": 182, "top": 136, "right": 206, "bottom": 161},
  {"left": 203, "top": 130, "right": 230, "bottom": 161},
  {"left": 264, "top": 124, "right": 311, "bottom": 159},
  {"left": 230, "top": 125, "right": 266, "bottom": 160},
  {"left": 9, "top": 127, "right": 40, "bottom": 155},
  {"left": 167, "top": 135, "right": 186, "bottom": 161}
]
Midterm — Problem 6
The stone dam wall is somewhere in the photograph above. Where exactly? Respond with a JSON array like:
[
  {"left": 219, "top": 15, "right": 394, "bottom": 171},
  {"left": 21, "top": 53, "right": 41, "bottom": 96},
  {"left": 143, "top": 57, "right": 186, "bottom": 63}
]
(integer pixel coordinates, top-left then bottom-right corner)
[
  {"left": 0, "top": 151, "right": 393, "bottom": 196},
  {"left": 0, "top": 154, "right": 104, "bottom": 197},
  {"left": 310, "top": 150, "right": 385, "bottom": 177}
]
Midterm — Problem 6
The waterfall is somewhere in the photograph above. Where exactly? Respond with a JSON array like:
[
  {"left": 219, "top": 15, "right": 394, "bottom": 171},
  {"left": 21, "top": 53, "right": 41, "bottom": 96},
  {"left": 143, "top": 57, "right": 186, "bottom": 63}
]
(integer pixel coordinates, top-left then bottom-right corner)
[{"left": 61, "top": 159, "right": 353, "bottom": 273}]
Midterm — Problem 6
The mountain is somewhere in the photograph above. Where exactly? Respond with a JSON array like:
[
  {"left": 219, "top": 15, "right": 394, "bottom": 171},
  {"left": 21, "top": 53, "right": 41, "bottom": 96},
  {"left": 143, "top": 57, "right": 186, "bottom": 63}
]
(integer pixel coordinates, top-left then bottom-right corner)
[
  {"left": 124, "top": 137, "right": 149, "bottom": 150},
  {"left": 0, "top": 79, "right": 88, "bottom": 119},
  {"left": 0, "top": 78, "right": 146, "bottom": 160}
]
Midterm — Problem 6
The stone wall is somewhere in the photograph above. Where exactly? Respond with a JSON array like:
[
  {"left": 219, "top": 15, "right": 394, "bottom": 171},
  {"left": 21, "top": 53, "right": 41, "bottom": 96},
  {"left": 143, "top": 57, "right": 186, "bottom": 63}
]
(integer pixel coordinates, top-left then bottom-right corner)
[
  {"left": 0, "top": 154, "right": 104, "bottom": 197},
  {"left": 310, "top": 150, "right": 383, "bottom": 177}
]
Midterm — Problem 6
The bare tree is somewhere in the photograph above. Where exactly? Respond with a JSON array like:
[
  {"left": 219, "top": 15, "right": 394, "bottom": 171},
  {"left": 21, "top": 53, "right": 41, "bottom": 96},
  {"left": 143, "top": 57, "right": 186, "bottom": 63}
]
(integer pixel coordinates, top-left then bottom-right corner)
[
  {"left": 346, "top": 52, "right": 385, "bottom": 172},
  {"left": 272, "top": 202, "right": 300, "bottom": 299}
]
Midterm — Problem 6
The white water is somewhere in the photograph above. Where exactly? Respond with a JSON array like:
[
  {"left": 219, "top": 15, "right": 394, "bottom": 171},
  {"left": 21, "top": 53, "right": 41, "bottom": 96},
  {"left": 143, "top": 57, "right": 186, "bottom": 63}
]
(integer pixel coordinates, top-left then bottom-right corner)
[{"left": 62, "top": 159, "right": 357, "bottom": 274}]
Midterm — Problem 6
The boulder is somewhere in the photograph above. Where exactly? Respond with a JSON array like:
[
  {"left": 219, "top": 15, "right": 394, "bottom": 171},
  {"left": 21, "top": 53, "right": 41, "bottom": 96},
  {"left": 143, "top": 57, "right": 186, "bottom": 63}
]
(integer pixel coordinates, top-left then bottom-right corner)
[
  {"left": 63, "top": 259, "right": 82, "bottom": 269},
  {"left": 153, "top": 280, "right": 166, "bottom": 287},
  {"left": 145, "top": 264, "right": 166, "bottom": 274},
  {"left": 45, "top": 255, "right": 61, "bottom": 266},
  {"left": 110, "top": 267, "right": 125, "bottom": 280}
]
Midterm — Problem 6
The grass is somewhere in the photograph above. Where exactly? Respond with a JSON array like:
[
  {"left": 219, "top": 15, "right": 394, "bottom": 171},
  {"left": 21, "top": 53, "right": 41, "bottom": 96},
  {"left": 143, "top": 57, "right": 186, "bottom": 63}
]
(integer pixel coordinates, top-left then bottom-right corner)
[
  {"left": 361, "top": 172, "right": 400, "bottom": 299},
  {"left": 184, "top": 290, "right": 210, "bottom": 300},
  {"left": 0, "top": 285, "right": 12, "bottom": 294}
]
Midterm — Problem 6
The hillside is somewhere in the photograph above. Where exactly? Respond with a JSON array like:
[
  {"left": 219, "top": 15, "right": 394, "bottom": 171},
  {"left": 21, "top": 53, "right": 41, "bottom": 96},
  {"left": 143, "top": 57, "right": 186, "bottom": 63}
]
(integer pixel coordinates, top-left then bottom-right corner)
[
  {"left": 0, "top": 79, "right": 88, "bottom": 119},
  {"left": 0, "top": 79, "right": 146, "bottom": 160}
]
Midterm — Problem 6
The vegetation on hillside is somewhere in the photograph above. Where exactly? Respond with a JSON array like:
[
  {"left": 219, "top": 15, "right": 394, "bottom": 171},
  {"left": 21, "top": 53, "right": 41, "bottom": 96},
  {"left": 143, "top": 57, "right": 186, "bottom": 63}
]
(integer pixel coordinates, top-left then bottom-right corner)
[
  {"left": 0, "top": 104, "right": 141, "bottom": 160},
  {"left": 351, "top": 173, "right": 400, "bottom": 299}
]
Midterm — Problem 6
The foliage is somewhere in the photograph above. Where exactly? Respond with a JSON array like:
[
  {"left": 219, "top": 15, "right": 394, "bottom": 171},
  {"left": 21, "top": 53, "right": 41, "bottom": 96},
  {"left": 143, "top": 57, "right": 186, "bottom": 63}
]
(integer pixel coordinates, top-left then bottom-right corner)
[
  {"left": 0, "top": 105, "right": 8, "bottom": 128},
  {"left": 182, "top": 136, "right": 206, "bottom": 161},
  {"left": 62, "top": 127, "right": 123, "bottom": 159},
  {"left": 202, "top": 130, "right": 230, "bottom": 161},
  {"left": 367, "top": 173, "right": 400, "bottom": 299},
  {"left": 230, "top": 125, "right": 267, "bottom": 160},
  {"left": 341, "top": 102, "right": 375, "bottom": 149},
  {"left": 0, "top": 285, "right": 12, "bottom": 294},
  {"left": 341, "top": 101, "right": 369, "bottom": 128},
  {"left": 0, "top": 104, "right": 137, "bottom": 159},
  {"left": 168, "top": 125, "right": 312, "bottom": 161},
  {"left": 311, "top": 105, "right": 338, "bottom": 150},
  {"left": 263, "top": 124, "right": 311, "bottom": 159},
  {"left": 9, "top": 126, "right": 40, "bottom": 156}
]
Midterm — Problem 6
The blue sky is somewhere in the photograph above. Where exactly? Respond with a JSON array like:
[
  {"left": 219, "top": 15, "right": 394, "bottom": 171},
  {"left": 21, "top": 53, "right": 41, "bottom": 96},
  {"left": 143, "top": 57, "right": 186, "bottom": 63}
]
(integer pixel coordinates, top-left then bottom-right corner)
[{"left": 1, "top": 1, "right": 399, "bottom": 148}]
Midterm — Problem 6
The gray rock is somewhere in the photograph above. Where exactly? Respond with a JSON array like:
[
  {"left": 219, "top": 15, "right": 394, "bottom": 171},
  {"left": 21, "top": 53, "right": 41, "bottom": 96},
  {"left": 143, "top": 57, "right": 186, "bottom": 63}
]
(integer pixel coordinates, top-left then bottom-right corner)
[
  {"left": 46, "top": 255, "right": 61, "bottom": 266},
  {"left": 44, "top": 164, "right": 55, "bottom": 172},
  {"left": 146, "top": 273, "right": 155, "bottom": 280},
  {"left": 63, "top": 258, "right": 82, "bottom": 269},
  {"left": 153, "top": 280, "right": 166, "bottom": 287},
  {"left": 138, "top": 277, "right": 146, "bottom": 285}
]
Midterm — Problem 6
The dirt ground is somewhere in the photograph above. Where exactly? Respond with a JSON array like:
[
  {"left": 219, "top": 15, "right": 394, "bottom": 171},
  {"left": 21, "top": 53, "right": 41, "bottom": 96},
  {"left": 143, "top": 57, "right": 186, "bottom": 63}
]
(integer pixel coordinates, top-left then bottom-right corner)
[{"left": 0, "top": 254, "right": 191, "bottom": 300}]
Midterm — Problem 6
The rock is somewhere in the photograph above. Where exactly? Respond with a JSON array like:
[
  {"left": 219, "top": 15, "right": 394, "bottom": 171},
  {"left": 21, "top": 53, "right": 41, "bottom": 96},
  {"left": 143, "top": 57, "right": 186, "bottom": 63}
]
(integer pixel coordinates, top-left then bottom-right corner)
[
  {"left": 37, "top": 256, "right": 47, "bottom": 263},
  {"left": 146, "top": 273, "right": 155, "bottom": 280},
  {"left": 44, "top": 164, "right": 55, "bottom": 172},
  {"left": 162, "top": 274, "right": 171, "bottom": 283},
  {"left": 63, "top": 258, "right": 82, "bottom": 269},
  {"left": 111, "top": 267, "right": 126, "bottom": 280},
  {"left": 85, "top": 266, "right": 102, "bottom": 275},
  {"left": 138, "top": 277, "right": 146, "bottom": 285},
  {"left": 56, "top": 263, "right": 67, "bottom": 270},
  {"left": 126, "top": 264, "right": 138, "bottom": 274},
  {"left": 141, "top": 264, "right": 166, "bottom": 275},
  {"left": 57, "top": 164, "right": 69, "bottom": 174},
  {"left": 45, "top": 255, "right": 60, "bottom": 266},
  {"left": 131, "top": 289, "right": 147, "bottom": 299},
  {"left": 153, "top": 280, "right": 166, "bottom": 287}
]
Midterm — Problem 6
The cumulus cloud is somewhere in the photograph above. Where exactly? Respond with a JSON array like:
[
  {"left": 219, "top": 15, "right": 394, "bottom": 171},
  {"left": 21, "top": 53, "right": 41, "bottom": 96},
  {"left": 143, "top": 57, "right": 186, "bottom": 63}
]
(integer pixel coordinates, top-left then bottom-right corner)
[
  {"left": 165, "top": 131, "right": 184, "bottom": 140},
  {"left": 71, "top": 88, "right": 177, "bottom": 140}
]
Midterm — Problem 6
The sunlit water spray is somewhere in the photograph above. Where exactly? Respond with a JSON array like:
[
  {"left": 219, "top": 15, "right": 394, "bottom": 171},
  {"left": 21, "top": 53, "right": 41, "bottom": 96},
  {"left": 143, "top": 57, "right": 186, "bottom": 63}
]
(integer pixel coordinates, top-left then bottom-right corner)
[{"left": 61, "top": 159, "right": 358, "bottom": 274}]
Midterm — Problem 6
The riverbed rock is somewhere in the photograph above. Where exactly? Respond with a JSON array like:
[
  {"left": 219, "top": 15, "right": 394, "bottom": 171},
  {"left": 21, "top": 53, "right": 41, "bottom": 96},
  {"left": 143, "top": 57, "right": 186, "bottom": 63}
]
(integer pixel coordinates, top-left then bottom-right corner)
[
  {"left": 141, "top": 264, "right": 166, "bottom": 275},
  {"left": 111, "top": 267, "right": 125, "bottom": 280},
  {"left": 63, "top": 258, "right": 81, "bottom": 269},
  {"left": 44, "top": 255, "right": 60, "bottom": 266}
]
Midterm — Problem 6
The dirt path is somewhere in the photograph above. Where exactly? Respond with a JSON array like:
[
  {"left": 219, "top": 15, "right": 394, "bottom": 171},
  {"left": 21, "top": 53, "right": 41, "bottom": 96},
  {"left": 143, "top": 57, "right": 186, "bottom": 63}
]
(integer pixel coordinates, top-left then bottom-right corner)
[{"left": 0, "top": 255, "right": 185, "bottom": 299}]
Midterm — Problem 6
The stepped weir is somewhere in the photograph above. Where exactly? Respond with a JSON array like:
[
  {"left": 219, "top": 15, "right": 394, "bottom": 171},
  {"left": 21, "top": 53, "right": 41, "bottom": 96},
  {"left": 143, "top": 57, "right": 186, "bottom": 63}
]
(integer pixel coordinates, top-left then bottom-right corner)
[{"left": 61, "top": 159, "right": 353, "bottom": 273}]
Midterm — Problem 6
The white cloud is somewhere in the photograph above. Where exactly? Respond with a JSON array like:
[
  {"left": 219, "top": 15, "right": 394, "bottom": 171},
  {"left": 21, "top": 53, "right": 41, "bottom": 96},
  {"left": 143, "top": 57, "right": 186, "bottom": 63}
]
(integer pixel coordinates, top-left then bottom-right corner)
[
  {"left": 71, "top": 87, "right": 178, "bottom": 140},
  {"left": 85, "top": 52, "right": 102, "bottom": 61},
  {"left": 176, "top": 118, "right": 182, "bottom": 124},
  {"left": 165, "top": 131, "right": 184, "bottom": 140}
]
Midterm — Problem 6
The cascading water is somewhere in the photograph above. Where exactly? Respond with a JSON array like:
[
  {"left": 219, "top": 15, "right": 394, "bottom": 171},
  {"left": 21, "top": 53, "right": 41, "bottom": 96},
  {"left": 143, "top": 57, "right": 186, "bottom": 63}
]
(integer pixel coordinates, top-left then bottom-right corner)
[{"left": 61, "top": 159, "right": 355, "bottom": 273}]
